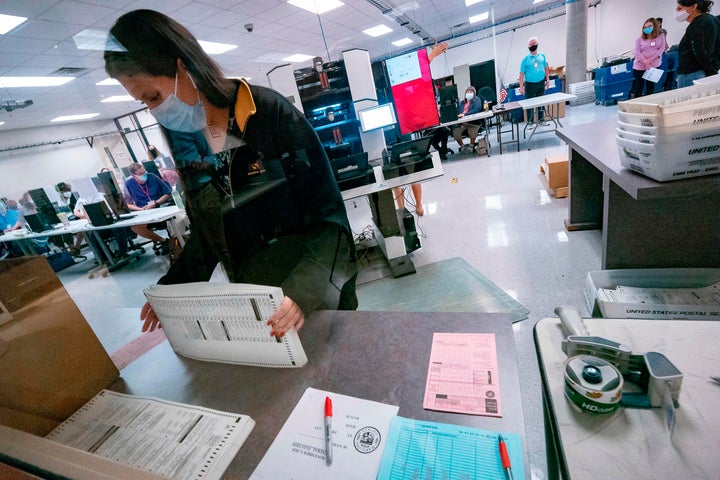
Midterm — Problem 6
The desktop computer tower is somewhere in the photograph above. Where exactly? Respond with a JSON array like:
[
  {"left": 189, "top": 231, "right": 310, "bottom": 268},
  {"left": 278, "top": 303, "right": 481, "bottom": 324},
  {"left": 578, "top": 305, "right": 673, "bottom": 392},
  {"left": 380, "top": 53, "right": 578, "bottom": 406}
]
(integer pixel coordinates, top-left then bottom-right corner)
[
  {"left": 369, "top": 190, "right": 400, "bottom": 238},
  {"left": 402, "top": 208, "right": 421, "bottom": 253}
]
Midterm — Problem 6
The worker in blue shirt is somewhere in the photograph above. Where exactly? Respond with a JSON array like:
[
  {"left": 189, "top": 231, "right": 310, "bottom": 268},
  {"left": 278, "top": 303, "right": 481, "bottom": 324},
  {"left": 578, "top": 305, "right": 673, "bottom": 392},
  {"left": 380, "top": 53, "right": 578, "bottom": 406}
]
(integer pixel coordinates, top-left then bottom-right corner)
[
  {"left": 1, "top": 199, "right": 23, "bottom": 232},
  {"left": 519, "top": 36, "right": 550, "bottom": 124},
  {"left": 124, "top": 163, "right": 172, "bottom": 251}
]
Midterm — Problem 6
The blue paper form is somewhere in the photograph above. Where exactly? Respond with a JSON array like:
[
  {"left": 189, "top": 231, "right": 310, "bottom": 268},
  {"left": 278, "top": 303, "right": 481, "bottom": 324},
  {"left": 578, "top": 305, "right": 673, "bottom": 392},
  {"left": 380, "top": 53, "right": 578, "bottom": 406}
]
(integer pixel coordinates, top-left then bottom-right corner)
[{"left": 376, "top": 416, "right": 525, "bottom": 480}]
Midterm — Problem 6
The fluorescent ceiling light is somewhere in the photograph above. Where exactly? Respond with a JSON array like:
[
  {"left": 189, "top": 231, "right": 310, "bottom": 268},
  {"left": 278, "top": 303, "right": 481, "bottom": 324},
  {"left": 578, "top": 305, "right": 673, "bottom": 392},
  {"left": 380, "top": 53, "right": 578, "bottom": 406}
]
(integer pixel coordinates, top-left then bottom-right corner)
[
  {"left": 73, "top": 29, "right": 126, "bottom": 51},
  {"left": 101, "top": 95, "right": 136, "bottom": 103},
  {"left": 469, "top": 12, "right": 490, "bottom": 24},
  {"left": 282, "top": 53, "right": 315, "bottom": 62},
  {"left": 287, "top": 0, "right": 344, "bottom": 15},
  {"left": 198, "top": 40, "right": 237, "bottom": 55},
  {"left": 363, "top": 25, "right": 393, "bottom": 37},
  {"left": 465, "top": 0, "right": 483, "bottom": 6},
  {"left": 96, "top": 78, "right": 120, "bottom": 86},
  {"left": 392, "top": 38, "right": 413, "bottom": 47},
  {"left": 533, "top": 0, "right": 545, "bottom": 3},
  {"left": 51, "top": 113, "right": 100, "bottom": 122},
  {"left": 0, "top": 77, "right": 74, "bottom": 87},
  {"left": 0, "top": 13, "right": 27, "bottom": 35}
]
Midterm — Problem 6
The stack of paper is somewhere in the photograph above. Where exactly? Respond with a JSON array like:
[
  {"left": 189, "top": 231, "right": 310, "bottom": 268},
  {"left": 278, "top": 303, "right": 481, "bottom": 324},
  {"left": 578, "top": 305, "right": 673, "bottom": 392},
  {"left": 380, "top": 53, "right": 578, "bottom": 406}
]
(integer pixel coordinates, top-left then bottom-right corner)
[
  {"left": 46, "top": 390, "right": 255, "bottom": 480},
  {"left": 144, "top": 282, "right": 307, "bottom": 367}
]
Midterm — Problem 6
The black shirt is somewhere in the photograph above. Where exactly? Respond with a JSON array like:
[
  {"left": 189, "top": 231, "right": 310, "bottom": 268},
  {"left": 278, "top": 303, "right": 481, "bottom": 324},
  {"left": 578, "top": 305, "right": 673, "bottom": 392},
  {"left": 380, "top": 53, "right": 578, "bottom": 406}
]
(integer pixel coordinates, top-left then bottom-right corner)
[{"left": 678, "top": 13, "right": 719, "bottom": 75}]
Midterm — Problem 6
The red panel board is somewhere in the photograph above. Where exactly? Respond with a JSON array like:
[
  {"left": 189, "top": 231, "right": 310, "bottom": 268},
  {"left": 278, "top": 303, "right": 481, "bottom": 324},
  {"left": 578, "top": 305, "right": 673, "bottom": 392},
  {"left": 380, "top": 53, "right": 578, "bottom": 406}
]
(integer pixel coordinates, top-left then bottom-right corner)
[{"left": 386, "top": 49, "right": 439, "bottom": 135}]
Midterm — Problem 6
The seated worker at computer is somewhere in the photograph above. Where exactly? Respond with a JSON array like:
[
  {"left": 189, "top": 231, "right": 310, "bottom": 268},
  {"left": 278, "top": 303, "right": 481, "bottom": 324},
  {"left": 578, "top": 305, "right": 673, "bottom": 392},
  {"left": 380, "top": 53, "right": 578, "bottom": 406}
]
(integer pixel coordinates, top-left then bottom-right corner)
[
  {"left": 452, "top": 86, "right": 484, "bottom": 154},
  {"left": 72, "top": 197, "right": 132, "bottom": 262},
  {"left": 124, "top": 163, "right": 171, "bottom": 253},
  {"left": 55, "top": 182, "right": 86, "bottom": 255}
]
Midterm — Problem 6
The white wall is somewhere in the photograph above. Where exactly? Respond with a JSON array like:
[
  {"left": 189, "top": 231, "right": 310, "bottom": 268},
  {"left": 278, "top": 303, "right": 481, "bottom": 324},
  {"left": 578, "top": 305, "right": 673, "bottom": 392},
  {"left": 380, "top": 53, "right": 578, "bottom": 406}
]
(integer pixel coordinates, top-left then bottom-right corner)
[
  {"left": 0, "top": 121, "right": 116, "bottom": 199},
  {"left": 0, "top": 114, "right": 172, "bottom": 200}
]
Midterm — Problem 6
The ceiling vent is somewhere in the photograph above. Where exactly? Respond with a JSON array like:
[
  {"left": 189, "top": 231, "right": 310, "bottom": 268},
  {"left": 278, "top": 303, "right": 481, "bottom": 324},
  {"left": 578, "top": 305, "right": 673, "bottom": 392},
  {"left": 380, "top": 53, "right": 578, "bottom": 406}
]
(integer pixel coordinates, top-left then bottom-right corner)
[
  {"left": 51, "top": 67, "right": 90, "bottom": 76},
  {"left": 1, "top": 99, "right": 34, "bottom": 112}
]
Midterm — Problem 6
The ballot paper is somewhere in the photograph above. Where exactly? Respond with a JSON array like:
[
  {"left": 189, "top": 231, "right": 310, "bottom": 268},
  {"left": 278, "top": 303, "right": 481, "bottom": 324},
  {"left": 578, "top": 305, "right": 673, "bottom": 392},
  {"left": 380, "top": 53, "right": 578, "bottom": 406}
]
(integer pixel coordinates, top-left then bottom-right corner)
[
  {"left": 46, "top": 390, "right": 255, "bottom": 480},
  {"left": 376, "top": 417, "right": 525, "bottom": 480},
  {"left": 423, "top": 333, "right": 502, "bottom": 416},
  {"left": 250, "top": 387, "right": 399, "bottom": 480},
  {"left": 598, "top": 282, "right": 720, "bottom": 306},
  {"left": 143, "top": 282, "right": 307, "bottom": 367}
]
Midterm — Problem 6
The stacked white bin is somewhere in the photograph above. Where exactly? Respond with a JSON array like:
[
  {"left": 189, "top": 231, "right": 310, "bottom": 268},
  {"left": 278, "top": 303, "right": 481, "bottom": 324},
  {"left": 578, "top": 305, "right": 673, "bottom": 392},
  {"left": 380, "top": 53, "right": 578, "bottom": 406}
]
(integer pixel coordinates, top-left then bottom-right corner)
[{"left": 615, "top": 83, "right": 720, "bottom": 181}]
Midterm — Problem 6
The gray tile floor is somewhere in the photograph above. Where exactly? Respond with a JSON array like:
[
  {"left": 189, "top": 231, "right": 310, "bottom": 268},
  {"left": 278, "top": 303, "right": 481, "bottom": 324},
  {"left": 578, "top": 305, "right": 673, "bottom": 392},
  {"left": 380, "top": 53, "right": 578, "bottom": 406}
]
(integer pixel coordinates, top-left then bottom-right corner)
[{"left": 56, "top": 100, "right": 619, "bottom": 480}]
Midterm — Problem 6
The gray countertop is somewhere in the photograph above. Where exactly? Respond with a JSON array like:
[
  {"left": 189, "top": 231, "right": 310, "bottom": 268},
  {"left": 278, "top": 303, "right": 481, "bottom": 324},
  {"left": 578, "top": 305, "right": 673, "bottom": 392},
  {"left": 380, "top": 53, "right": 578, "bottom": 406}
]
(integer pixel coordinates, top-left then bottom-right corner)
[{"left": 111, "top": 310, "right": 529, "bottom": 479}]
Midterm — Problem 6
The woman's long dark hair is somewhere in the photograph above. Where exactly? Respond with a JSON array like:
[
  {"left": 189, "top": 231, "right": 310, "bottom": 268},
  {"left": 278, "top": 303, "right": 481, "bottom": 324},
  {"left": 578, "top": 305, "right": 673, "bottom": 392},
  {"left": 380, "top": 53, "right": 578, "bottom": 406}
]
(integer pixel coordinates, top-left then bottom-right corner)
[
  {"left": 104, "top": 9, "right": 235, "bottom": 107},
  {"left": 677, "top": 0, "right": 714, "bottom": 13}
]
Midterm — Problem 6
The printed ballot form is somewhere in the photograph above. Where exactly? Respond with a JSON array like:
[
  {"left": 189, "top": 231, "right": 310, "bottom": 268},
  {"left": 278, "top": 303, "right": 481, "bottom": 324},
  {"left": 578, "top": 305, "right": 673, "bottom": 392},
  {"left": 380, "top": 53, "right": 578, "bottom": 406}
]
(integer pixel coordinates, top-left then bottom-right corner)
[
  {"left": 423, "top": 333, "right": 502, "bottom": 416},
  {"left": 143, "top": 282, "right": 307, "bottom": 367},
  {"left": 46, "top": 390, "right": 255, "bottom": 480},
  {"left": 250, "top": 388, "right": 399, "bottom": 480}
]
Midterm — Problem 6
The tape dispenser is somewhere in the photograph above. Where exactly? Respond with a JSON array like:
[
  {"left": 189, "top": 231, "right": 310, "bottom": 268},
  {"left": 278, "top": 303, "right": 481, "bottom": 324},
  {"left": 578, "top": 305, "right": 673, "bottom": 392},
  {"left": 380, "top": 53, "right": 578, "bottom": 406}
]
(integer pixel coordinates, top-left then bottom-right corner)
[{"left": 555, "top": 306, "right": 683, "bottom": 411}]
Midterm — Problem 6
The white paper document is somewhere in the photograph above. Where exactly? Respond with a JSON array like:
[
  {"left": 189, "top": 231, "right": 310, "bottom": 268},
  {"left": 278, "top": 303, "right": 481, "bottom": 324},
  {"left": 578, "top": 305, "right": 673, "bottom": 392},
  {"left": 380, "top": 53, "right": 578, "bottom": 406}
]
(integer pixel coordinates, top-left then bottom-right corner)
[
  {"left": 642, "top": 67, "right": 664, "bottom": 83},
  {"left": 144, "top": 282, "right": 307, "bottom": 367},
  {"left": 250, "top": 387, "right": 399, "bottom": 480},
  {"left": 46, "top": 390, "right": 255, "bottom": 480},
  {"left": 423, "top": 333, "right": 502, "bottom": 417}
]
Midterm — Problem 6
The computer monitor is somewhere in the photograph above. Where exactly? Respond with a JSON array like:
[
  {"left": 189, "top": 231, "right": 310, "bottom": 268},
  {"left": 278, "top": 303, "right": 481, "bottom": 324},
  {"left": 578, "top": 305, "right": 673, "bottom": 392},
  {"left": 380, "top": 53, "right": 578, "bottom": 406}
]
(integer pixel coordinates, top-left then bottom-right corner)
[
  {"left": 389, "top": 137, "right": 433, "bottom": 165},
  {"left": 24, "top": 213, "right": 54, "bottom": 233},
  {"left": 142, "top": 161, "right": 161, "bottom": 178},
  {"left": 357, "top": 103, "right": 397, "bottom": 132},
  {"left": 28, "top": 188, "right": 59, "bottom": 228},
  {"left": 96, "top": 171, "right": 129, "bottom": 214},
  {"left": 438, "top": 85, "right": 458, "bottom": 106},
  {"left": 384, "top": 49, "right": 439, "bottom": 135},
  {"left": 332, "top": 152, "right": 369, "bottom": 180},
  {"left": 83, "top": 201, "right": 116, "bottom": 227}
]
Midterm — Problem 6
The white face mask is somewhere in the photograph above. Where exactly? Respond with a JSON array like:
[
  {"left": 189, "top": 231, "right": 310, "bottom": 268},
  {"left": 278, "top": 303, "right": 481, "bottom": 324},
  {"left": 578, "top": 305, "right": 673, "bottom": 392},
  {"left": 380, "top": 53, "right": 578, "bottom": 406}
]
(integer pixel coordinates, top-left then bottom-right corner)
[
  {"left": 63, "top": 191, "right": 72, "bottom": 199},
  {"left": 150, "top": 71, "right": 207, "bottom": 132},
  {"left": 674, "top": 8, "right": 690, "bottom": 22},
  {"left": 465, "top": 93, "right": 474, "bottom": 101}
]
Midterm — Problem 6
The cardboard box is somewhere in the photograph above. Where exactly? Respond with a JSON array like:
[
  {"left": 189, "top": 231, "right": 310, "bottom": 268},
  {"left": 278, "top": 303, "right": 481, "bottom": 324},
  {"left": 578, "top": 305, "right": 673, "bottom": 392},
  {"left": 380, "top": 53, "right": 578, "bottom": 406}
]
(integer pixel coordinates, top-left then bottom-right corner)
[
  {"left": 540, "top": 155, "right": 568, "bottom": 197},
  {"left": 584, "top": 268, "right": 720, "bottom": 319},
  {"left": 0, "top": 256, "right": 119, "bottom": 435}
]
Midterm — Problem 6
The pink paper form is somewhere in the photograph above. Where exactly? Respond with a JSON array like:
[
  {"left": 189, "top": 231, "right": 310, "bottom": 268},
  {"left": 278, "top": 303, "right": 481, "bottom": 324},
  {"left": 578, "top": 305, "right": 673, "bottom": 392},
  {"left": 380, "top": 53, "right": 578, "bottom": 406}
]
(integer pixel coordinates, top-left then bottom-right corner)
[{"left": 423, "top": 332, "right": 502, "bottom": 416}]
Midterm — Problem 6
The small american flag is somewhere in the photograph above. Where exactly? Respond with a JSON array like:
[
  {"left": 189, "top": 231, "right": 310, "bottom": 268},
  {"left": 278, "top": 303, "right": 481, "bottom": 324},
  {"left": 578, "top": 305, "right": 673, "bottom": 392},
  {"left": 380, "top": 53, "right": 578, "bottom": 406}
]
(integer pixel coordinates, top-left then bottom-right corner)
[{"left": 498, "top": 87, "right": 508, "bottom": 103}]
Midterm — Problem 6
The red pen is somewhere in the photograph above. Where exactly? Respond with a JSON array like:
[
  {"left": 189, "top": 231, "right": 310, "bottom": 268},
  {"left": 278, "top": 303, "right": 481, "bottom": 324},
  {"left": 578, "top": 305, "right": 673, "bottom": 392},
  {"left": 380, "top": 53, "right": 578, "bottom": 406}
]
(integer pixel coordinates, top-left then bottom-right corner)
[
  {"left": 324, "top": 396, "right": 333, "bottom": 466},
  {"left": 498, "top": 434, "right": 514, "bottom": 480}
]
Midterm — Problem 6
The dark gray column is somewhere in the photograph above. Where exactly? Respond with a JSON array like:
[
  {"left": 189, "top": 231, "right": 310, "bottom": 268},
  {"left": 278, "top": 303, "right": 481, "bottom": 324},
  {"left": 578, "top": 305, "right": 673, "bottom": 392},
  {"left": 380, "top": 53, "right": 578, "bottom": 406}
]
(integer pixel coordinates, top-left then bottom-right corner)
[{"left": 565, "top": 0, "right": 589, "bottom": 85}]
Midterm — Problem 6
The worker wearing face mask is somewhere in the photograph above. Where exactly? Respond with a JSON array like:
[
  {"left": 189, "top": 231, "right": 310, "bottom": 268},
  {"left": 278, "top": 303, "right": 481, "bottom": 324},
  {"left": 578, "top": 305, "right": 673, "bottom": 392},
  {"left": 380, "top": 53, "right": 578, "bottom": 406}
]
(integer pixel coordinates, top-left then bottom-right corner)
[
  {"left": 519, "top": 36, "right": 550, "bottom": 124},
  {"left": 452, "top": 86, "right": 484, "bottom": 153},
  {"left": 105, "top": 9, "right": 358, "bottom": 336},
  {"left": 631, "top": 18, "right": 667, "bottom": 98},
  {"left": 675, "top": 0, "right": 720, "bottom": 88}
]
